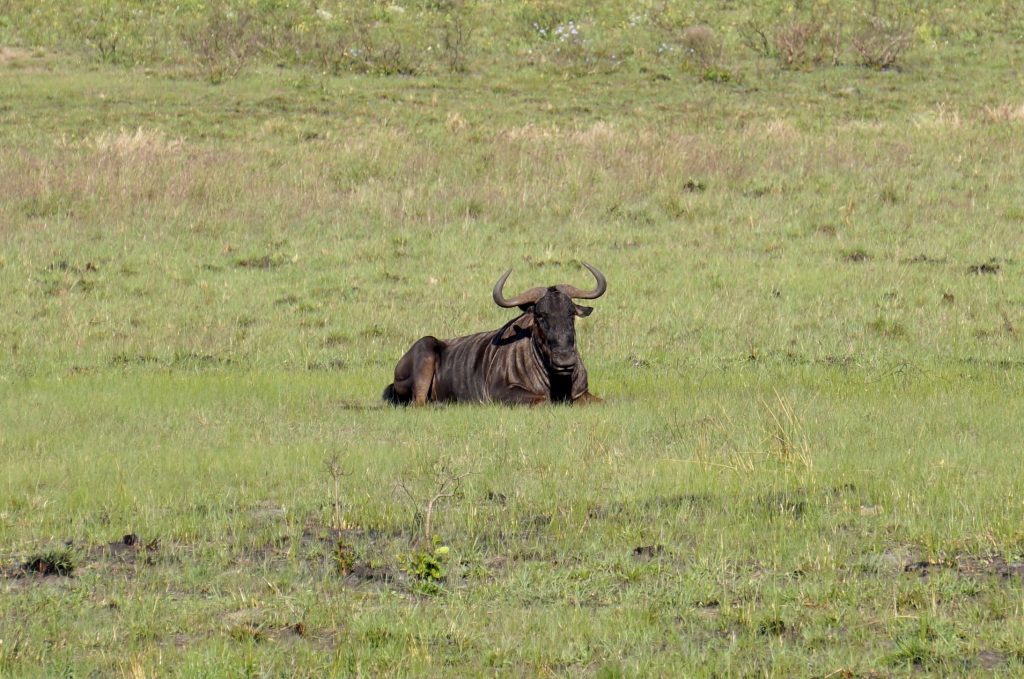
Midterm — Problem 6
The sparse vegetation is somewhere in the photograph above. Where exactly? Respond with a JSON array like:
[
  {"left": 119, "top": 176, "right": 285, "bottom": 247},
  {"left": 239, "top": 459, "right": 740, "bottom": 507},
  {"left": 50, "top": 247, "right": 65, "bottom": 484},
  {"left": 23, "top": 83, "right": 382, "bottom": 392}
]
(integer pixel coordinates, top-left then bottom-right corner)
[{"left": 2, "top": 0, "right": 1024, "bottom": 676}]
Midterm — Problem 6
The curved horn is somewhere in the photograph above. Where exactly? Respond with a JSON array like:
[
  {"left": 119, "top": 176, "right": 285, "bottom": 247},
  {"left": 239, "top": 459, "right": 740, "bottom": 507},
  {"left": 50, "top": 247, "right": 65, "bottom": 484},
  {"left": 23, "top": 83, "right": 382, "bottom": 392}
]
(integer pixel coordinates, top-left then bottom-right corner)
[
  {"left": 492, "top": 269, "right": 547, "bottom": 308},
  {"left": 556, "top": 262, "right": 607, "bottom": 300}
]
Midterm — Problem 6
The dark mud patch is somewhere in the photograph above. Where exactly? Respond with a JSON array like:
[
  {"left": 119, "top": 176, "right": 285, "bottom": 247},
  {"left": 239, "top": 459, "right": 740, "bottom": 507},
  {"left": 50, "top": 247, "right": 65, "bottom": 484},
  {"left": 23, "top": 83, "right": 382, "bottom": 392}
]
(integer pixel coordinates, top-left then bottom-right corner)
[
  {"left": 610, "top": 239, "right": 643, "bottom": 251},
  {"left": 632, "top": 545, "right": 665, "bottom": 559},
  {"left": 333, "top": 399, "right": 384, "bottom": 411},
  {"left": 904, "top": 559, "right": 951, "bottom": 577},
  {"left": 903, "top": 254, "right": 946, "bottom": 265},
  {"left": 236, "top": 253, "right": 289, "bottom": 270},
  {"left": 171, "top": 351, "right": 235, "bottom": 368},
  {"left": 756, "top": 617, "right": 787, "bottom": 637},
  {"left": 841, "top": 248, "right": 871, "bottom": 263},
  {"left": 866, "top": 547, "right": 1024, "bottom": 582},
  {"left": 956, "top": 554, "right": 1024, "bottom": 580},
  {"left": 819, "top": 355, "right": 854, "bottom": 368},
  {"left": 222, "top": 608, "right": 309, "bottom": 645},
  {"left": 829, "top": 482, "right": 858, "bottom": 497},
  {"left": 756, "top": 491, "right": 807, "bottom": 519},
  {"left": 93, "top": 533, "right": 161, "bottom": 565},
  {"left": 521, "top": 514, "right": 552, "bottom": 531},
  {"left": 588, "top": 493, "right": 716, "bottom": 521},
  {"left": 968, "top": 259, "right": 1001, "bottom": 275},
  {"left": 21, "top": 552, "right": 76, "bottom": 577},
  {"left": 305, "top": 358, "right": 347, "bottom": 371},
  {"left": 961, "top": 357, "right": 1024, "bottom": 370},
  {"left": 47, "top": 259, "right": 100, "bottom": 274},
  {"left": 485, "top": 490, "right": 508, "bottom": 505},
  {"left": 347, "top": 562, "right": 401, "bottom": 585},
  {"left": 628, "top": 354, "right": 651, "bottom": 369},
  {"left": 111, "top": 353, "right": 161, "bottom": 368},
  {"left": 237, "top": 521, "right": 412, "bottom": 590},
  {"left": 975, "top": 650, "right": 1008, "bottom": 671}
]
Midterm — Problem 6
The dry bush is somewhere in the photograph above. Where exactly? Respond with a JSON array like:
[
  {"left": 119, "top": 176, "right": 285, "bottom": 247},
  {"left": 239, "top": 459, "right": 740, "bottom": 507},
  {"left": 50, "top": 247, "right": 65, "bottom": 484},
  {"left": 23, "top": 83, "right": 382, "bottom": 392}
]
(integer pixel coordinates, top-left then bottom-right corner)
[
  {"left": 87, "top": 127, "right": 185, "bottom": 157},
  {"left": 679, "top": 25, "right": 722, "bottom": 70},
  {"left": 436, "top": 0, "right": 477, "bottom": 74},
  {"left": 773, "top": 16, "right": 842, "bottom": 69},
  {"left": 330, "top": 4, "right": 425, "bottom": 76},
  {"left": 851, "top": 13, "right": 913, "bottom": 70},
  {"left": 912, "top": 104, "right": 962, "bottom": 130},
  {"left": 180, "top": 3, "right": 262, "bottom": 83},
  {"left": 740, "top": 4, "right": 843, "bottom": 69},
  {"left": 981, "top": 103, "right": 1024, "bottom": 123}
]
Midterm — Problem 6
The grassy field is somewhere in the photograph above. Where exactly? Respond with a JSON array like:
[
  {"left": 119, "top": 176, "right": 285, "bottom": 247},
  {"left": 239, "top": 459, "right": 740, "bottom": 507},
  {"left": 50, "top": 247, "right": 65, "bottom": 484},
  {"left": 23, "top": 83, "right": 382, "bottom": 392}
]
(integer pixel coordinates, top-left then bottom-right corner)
[{"left": 2, "top": 1, "right": 1024, "bottom": 676}]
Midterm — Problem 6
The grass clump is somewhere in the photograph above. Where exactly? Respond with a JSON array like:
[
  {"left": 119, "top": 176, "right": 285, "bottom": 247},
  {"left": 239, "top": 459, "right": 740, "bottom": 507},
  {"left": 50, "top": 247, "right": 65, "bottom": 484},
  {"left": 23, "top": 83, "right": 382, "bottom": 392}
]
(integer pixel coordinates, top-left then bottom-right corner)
[{"left": 21, "top": 548, "right": 77, "bottom": 576}]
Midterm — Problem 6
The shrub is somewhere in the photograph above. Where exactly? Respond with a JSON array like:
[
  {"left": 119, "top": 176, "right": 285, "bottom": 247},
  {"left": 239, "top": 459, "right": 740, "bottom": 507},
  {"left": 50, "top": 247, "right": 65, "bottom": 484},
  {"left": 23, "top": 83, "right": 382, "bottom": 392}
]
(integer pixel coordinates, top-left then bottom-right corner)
[
  {"left": 180, "top": 1, "right": 262, "bottom": 83},
  {"left": 679, "top": 25, "right": 722, "bottom": 71},
  {"left": 740, "top": 2, "right": 843, "bottom": 69},
  {"left": 851, "top": 9, "right": 914, "bottom": 70},
  {"left": 435, "top": 0, "right": 477, "bottom": 74}
]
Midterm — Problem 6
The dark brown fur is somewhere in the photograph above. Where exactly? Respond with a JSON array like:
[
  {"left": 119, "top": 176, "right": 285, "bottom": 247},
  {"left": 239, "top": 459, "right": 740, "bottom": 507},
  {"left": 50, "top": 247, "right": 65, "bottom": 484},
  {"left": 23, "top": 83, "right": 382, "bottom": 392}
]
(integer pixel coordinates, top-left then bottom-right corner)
[{"left": 384, "top": 273, "right": 605, "bottom": 406}]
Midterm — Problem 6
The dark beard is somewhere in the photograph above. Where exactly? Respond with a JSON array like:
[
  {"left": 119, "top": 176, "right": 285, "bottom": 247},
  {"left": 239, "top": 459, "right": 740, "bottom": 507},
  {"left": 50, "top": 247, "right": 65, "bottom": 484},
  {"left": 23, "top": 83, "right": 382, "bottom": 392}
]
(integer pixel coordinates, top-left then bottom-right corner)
[{"left": 549, "top": 371, "right": 574, "bottom": 403}]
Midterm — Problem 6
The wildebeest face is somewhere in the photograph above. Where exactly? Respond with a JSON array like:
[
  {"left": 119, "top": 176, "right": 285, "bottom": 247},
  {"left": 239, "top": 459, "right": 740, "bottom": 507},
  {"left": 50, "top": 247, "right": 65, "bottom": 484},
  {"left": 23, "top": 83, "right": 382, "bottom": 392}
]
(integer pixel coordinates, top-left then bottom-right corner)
[{"left": 531, "top": 289, "right": 593, "bottom": 374}]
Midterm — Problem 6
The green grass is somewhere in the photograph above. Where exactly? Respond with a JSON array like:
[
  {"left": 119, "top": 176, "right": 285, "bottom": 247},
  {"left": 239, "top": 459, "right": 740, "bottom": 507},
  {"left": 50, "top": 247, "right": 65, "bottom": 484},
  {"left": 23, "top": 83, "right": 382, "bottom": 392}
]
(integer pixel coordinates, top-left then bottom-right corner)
[{"left": 3, "top": 3, "right": 1024, "bottom": 675}]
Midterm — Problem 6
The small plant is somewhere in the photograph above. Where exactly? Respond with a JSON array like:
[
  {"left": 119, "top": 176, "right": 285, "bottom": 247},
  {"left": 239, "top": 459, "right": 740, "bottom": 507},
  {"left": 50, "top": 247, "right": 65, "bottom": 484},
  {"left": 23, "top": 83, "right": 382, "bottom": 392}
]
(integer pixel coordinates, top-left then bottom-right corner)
[
  {"left": 333, "top": 538, "right": 355, "bottom": 576},
  {"left": 394, "top": 458, "right": 471, "bottom": 594},
  {"left": 403, "top": 537, "right": 450, "bottom": 595},
  {"left": 397, "top": 458, "right": 472, "bottom": 544},
  {"left": 701, "top": 67, "right": 731, "bottom": 83},
  {"left": 22, "top": 547, "right": 77, "bottom": 576},
  {"left": 323, "top": 452, "right": 350, "bottom": 532}
]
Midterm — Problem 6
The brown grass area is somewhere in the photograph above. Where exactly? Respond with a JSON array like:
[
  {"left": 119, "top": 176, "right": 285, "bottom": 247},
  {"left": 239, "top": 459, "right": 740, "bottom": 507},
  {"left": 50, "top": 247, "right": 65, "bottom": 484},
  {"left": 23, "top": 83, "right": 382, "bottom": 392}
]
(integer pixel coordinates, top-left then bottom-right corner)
[
  {"left": 0, "top": 46, "right": 34, "bottom": 63},
  {"left": 982, "top": 102, "right": 1024, "bottom": 123}
]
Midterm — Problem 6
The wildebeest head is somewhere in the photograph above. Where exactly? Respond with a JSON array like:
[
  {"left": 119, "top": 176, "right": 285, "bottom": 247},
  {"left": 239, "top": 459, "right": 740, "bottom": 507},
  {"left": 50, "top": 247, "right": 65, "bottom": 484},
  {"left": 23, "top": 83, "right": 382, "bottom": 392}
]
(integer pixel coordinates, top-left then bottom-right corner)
[{"left": 492, "top": 263, "right": 607, "bottom": 375}]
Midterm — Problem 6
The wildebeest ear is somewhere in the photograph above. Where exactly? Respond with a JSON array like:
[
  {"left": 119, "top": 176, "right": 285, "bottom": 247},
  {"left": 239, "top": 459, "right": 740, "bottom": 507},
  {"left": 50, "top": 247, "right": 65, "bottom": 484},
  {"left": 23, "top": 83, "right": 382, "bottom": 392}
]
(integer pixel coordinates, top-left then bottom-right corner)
[{"left": 574, "top": 304, "right": 593, "bottom": 317}]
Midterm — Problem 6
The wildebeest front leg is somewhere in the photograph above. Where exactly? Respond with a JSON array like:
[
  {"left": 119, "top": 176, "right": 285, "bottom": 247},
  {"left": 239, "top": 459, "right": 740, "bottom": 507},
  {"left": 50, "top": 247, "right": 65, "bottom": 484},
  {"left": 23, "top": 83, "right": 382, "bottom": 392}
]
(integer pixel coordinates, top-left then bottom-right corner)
[
  {"left": 498, "top": 386, "right": 550, "bottom": 406},
  {"left": 388, "top": 336, "right": 442, "bottom": 406}
]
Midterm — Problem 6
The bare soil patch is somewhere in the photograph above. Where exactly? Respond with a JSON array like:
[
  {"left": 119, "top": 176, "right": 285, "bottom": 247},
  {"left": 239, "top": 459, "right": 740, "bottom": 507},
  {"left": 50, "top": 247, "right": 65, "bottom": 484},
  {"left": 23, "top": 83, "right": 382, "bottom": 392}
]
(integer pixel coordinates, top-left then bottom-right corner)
[
  {"left": 968, "top": 259, "right": 1001, "bottom": 275},
  {"left": 632, "top": 544, "right": 665, "bottom": 559},
  {"left": 0, "top": 46, "right": 33, "bottom": 64},
  {"left": 901, "top": 552, "right": 1024, "bottom": 580}
]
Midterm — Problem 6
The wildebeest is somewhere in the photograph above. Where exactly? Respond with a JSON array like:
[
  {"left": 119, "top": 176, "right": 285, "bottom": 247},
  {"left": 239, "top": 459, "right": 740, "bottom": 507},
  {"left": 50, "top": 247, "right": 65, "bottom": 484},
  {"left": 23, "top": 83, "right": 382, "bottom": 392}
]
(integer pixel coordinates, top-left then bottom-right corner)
[{"left": 383, "top": 263, "right": 607, "bottom": 406}]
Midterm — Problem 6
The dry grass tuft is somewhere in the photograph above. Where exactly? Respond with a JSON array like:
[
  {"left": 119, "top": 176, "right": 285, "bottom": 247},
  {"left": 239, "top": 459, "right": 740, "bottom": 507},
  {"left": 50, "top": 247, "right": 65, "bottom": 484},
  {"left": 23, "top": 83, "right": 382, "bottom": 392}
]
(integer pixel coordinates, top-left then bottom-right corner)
[
  {"left": 497, "top": 123, "right": 558, "bottom": 143},
  {"left": 762, "top": 390, "right": 814, "bottom": 470},
  {"left": 913, "top": 104, "right": 962, "bottom": 129},
  {"left": 1, "top": 46, "right": 34, "bottom": 63},
  {"left": 745, "top": 119, "right": 800, "bottom": 143},
  {"left": 981, "top": 102, "right": 1024, "bottom": 123},
  {"left": 83, "top": 127, "right": 185, "bottom": 156},
  {"left": 446, "top": 111, "right": 469, "bottom": 133},
  {"left": 572, "top": 121, "right": 617, "bottom": 145},
  {"left": 680, "top": 25, "right": 722, "bottom": 69}
]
